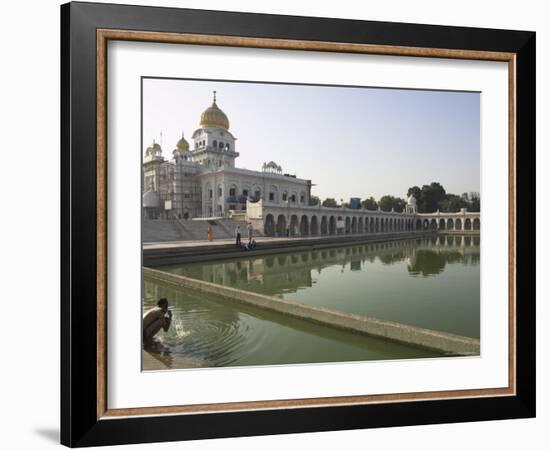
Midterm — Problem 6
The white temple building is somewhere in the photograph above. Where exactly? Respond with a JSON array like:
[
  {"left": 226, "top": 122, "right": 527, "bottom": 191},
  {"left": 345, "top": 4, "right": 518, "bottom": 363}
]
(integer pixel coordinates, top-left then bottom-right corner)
[{"left": 142, "top": 91, "right": 311, "bottom": 220}]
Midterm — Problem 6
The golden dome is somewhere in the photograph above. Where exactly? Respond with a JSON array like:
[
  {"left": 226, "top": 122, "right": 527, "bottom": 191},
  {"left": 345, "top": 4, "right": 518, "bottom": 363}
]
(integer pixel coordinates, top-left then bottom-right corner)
[
  {"left": 146, "top": 141, "right": 162, "bottom": 153},
  {"left": 200, "top": 91, "right": 229, "bottom": 130},
  {"left": 176, "top": 133, "right": 190, "bottom": 151}
]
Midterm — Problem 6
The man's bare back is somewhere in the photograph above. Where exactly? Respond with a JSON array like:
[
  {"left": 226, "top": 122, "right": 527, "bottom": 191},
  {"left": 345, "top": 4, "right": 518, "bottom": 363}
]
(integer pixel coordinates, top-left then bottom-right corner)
[{"left": 143, "top": 298, "right": 172, "bottom": 345}]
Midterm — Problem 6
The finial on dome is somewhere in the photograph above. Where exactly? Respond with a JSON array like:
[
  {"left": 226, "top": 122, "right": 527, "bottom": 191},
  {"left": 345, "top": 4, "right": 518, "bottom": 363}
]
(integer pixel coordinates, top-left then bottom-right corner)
[{"left": 213, "top": 90, "right": 217, "bottom": 104}]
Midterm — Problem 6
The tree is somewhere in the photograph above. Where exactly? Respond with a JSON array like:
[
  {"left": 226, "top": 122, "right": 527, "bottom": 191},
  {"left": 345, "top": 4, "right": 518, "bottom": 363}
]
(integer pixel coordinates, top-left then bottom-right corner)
[
  {"left": 378, "top": 195, "right": 406, "bottom": 212},
  {"left": 438, "top": 194, "right": 466, "bottom": 212},
  {"left": 361, "top": 197, "right": 378, "bottom": 210},
  {"left": 322, "top": 197, "right": 338, "bottom": 208},
  {"left": 407, "top": 186, "right": 421, "bottom": 200},
  {"left": 467, "top": 192, "right": 480, "bottom": 212},
  {"left": 309, "top": 195, "right": 320, "bottom": 206},
  {"left": 418, "top": 182, "right": 446, "bottom": 213}
]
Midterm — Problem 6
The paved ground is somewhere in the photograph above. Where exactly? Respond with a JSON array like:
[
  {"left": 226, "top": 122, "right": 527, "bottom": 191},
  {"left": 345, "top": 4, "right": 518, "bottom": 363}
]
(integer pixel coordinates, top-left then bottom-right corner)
[
  {"left": 142, "top": 349, "right": 206, "bottom": 370},
  {"left": 143, "top": 233, "right": 393, "bottom": 250}
]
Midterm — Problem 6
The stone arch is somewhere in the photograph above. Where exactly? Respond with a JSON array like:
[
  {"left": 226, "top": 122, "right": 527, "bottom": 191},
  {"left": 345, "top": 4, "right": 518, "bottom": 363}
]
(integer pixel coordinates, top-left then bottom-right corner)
[
  {"left": 473, "top": 218, "right": 480, "bottom": 230},
  {"left": 276, "top": 214, "right": 286, "bottom": 236},
  {"left": 299, "top": 215, "right": 309, "bottom": 235},
  {"left": 416, "top": 219, "right": 422, "bottom": 230},
  {"left": 447, "top": 218, "right": 455, "bottom": 230},
  {"left": 358, "top": 217, "right": 364, "bottom": 233},
  {"left": 345, "top": 217, "right": 351, "bottom": 233},
  {"left": 430, "top": 218, "right": 438, "bottom": 230},
  {"left": 351, "top": 217, "right": 357, "bottom": 233},
  {"left": 310, "top": 216, "right": 319, "bottom": 235},
  {"left": 320, "top": 216, "right": 328, "bottom": 235},
  {"left": 329, "top": 216, "right": 336, "bottom": 235},
  {"left": 464, "top": 218, "right": 472, "bottom": 230},
  {"left": 375, "top": 217, "right": 380, "bottom": 232},
  {"left": 439, "top": 218, "right": 446, "bottom": 230},
  {"left": 289, "top": 214, "right": 299, "bottom": 236},
  {"left": 264, "top": 214, "right": 275, "bottom": 236},
  {"left": 455, "top": 218, "right": 463, "bottom": 230}
]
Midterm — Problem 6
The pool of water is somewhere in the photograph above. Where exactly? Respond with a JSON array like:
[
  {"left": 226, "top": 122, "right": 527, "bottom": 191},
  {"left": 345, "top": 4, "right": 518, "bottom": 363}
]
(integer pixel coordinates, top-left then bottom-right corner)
[
  {"left": 143, "top": 278, "right": 439, "bottom": 370},
  {"left": 161, "top": 236, "right": 480, "bottom": 339}
]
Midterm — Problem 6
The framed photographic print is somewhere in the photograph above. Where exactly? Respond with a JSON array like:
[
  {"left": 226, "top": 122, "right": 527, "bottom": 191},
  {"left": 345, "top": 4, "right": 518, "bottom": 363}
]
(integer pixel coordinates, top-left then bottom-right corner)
[{"left": 61, "top": 1, "right": 536, "bottom": 447}]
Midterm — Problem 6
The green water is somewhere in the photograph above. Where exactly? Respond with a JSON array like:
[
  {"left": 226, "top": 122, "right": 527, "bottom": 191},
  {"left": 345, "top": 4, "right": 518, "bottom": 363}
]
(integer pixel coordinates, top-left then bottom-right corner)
[{"left": 143, "top": 236, "right": 479, "bottom": 370}]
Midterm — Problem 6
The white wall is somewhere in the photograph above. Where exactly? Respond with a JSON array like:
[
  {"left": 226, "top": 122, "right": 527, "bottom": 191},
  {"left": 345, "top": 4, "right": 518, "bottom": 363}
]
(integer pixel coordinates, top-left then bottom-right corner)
[{"left": 0, "top": 0, "right": 546, "bottom": 449}]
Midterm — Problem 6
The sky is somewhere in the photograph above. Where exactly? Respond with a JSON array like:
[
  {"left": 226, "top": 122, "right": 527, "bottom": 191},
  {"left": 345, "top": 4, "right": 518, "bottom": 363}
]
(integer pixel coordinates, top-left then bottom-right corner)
[{"left": 142, "top": 78, "right": 480, "bottom": 201}]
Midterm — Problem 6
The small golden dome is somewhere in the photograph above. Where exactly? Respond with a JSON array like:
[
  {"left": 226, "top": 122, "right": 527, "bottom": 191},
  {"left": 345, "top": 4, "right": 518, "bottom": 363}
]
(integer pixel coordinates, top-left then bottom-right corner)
[
  {"left": 176, "top": 133, "right": 190, "bottom": 150},
  {"left": 146, "top": 141, "right": 162, "bottom": 153},
  {"left": 200, "top": 91, "right": 229, "bottom": 130}
]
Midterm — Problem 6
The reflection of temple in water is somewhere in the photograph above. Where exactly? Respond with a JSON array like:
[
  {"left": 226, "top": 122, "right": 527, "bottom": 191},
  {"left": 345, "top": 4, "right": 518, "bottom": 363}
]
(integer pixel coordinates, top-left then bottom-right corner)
[{"left": 175, "top": 237, "right": 480, "bottom": 294}]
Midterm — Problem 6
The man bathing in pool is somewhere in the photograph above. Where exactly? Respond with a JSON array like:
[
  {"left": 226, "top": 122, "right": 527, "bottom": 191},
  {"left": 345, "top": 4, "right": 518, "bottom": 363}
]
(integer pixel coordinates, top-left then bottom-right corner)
[{"left": 143, "top": 298, "right": 172, "bottom": 346}]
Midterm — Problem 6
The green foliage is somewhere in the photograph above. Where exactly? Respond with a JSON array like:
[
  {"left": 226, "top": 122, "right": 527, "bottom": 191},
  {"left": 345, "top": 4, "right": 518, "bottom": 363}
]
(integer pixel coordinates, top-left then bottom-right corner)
[
  {"left": 467, "top": 192, "right": 480, "bottom": 212},
  {"left": 379, "top": 195, "right": 406, "bottom": 212},
  {"left": 322, "top": 197, "right": 338, "bottom": 208},
  {"left": 405, "top": 183, "right": 480, "bottom": 213},
  {"left": 361, "top": 197, "right": 378, "bottom": 210},
  {"left": 309, "top": 195, "right": 320, "bottom": 206},
  {"left": 418, "top": 182, "right": 446, "bottom": 213},
  {"left": 407, "top": 186, "right": 421, "bottom": 200},
  {"left": 324, "top": 184, "right": 479, "bottom": 214}
]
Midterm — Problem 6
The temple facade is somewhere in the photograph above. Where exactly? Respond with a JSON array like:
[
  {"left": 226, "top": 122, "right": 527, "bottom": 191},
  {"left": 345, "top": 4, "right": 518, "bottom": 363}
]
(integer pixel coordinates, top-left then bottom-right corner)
[{"left": 142, "top": 92, "right": 311, "bottom": 220}]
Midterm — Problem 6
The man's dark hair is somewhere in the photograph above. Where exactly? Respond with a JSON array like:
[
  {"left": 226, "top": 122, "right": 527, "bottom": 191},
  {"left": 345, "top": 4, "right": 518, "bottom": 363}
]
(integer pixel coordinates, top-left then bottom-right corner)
[{"left": 157, "top": 298, "right": 168, "bottom": 308}]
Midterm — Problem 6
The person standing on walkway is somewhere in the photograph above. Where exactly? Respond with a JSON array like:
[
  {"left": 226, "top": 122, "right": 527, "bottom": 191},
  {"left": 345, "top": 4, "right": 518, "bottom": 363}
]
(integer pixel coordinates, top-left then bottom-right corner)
[
  {"left": 207, "top": 225, "right": 213, "bottom": 241},
  {"left": 247, "top": 222, "right": 253, "bottom": 245},
  {"left": 235, "top": 224, "right": 241, "bottom": 248}
]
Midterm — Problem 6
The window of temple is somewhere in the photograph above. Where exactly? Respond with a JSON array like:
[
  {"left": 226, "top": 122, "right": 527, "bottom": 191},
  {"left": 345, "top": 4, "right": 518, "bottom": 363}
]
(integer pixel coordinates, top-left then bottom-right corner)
[
  {"left": 269, "top": 192, "right": 275, "bottom": 201},
  {"left": 209, "top": 189, "right": 213, "bottom": 199},
  {"left": 300, "top": 194, "right": 305, "bottom": 203},
  {"left": 282, "top": 192, "right": 288, "bottom": 201},
  {"left": 218, "top": 187, "right": 222, "bottom": 197},
  {"left": 226, "top": 143, "right": 231, "bottom": 151},
  {"left": 255, "top": 189, "right": 261, "bottom": 198},
  {"left": 219, "top": 142, "right": 224, "bottom": 149},
  {"left": 229, "top": 187, "right": 236, "bottom": 197},
  {"left": 213, "top": 140, "right": 217, "bottom": 147},
  {"left": 243, "top": 189, "right": 249, "bottom": 197},
  {"left": 291, "top": 194, "right": 296, "bottom": 203}
]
